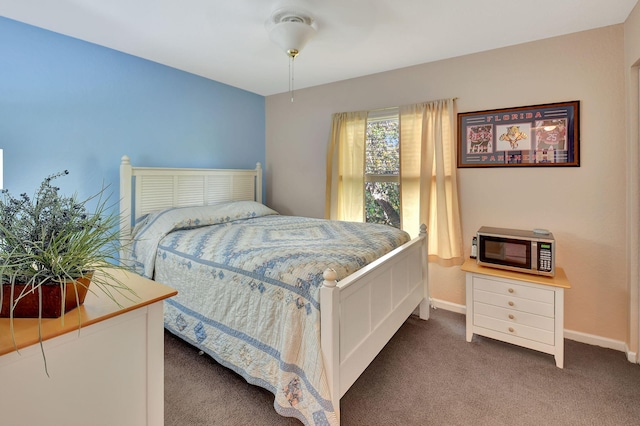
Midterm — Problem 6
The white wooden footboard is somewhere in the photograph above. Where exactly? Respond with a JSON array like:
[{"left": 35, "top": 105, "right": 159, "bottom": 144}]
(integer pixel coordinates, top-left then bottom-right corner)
[{"left": 320, "top": 225, "right": 429, "bottom": 422}]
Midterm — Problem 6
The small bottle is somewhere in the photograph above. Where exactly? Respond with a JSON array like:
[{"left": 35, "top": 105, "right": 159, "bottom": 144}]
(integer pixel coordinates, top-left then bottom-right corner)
[{"left": 470, "top": 236, "right": 478, "bottom": 259}]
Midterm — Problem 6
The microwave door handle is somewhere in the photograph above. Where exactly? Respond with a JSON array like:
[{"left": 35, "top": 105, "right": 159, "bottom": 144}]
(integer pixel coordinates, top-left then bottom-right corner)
[{"left": 531, "top": 241, "right": 537, "bottom": 270}]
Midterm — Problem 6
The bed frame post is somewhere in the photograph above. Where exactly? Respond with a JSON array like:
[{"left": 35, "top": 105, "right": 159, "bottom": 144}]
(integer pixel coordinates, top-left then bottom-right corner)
[
  {"left": 418, "top": 224, "right": 430, "bottom": 320},
  {"left": 320, "top": 268, "right": 341, "bottom": 423},
  {"left": 119, "top": 155, "right": 133, "bottom": 263},
  {"left": 255, "top": 162, "right": 262, "bottom": 204}
]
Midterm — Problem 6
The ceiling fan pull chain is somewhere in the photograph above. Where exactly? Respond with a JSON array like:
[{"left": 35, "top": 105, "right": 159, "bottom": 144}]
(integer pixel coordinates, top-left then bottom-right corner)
[{"left": 289, "top": 55, "right": 295, "bottom": 102}]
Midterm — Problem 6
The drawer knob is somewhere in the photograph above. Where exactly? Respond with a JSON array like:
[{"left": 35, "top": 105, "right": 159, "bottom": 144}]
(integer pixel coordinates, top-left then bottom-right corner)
[
  {"left": 508, "top": 314, "right": 515, "bottom": 320},
  {"left": 508, "top": 327, "right": 515, "bottom": 333},
  {"left": 508, "top": 288, "right": 514, "bottom": 293},
  {"left": 508, "top": 301, "right": 514, "bottom": 307}
]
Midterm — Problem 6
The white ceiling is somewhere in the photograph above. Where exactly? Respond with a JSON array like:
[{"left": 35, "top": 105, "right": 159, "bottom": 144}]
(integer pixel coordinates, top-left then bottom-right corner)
[{"left": 1, "top": 0, "right": 637, "bottom": 96}]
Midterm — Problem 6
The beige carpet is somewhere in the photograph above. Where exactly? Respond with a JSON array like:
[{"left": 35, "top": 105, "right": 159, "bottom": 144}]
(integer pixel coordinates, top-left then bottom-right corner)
[{"left": 164, "top": 308, "right": 640, "bottom": 425}]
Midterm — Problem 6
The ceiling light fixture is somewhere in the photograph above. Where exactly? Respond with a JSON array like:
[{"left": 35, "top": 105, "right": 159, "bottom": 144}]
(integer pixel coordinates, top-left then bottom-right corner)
[{"left": 266, "top": 7, "right": 317, "bottom": 102}]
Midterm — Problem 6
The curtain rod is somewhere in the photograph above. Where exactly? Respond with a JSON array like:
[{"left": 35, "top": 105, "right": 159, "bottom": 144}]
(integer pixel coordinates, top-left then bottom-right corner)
[
  {"left": 368, "top": 106, "right": 400, "bottom": 113},
  {"left": 368, "top": 97, "right": 458, "bottom": 112}
]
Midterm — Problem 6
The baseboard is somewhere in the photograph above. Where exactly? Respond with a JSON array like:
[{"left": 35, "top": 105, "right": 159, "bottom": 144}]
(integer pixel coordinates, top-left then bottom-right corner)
[
  {"left": 563, "top": 329, "right": 628, "bottom": 353},
  {"left": 429, "top": 298, "right": 466, "bottom": 314},
  {"left": 431, "top": 298, "right": 637, "bottom": 362}
]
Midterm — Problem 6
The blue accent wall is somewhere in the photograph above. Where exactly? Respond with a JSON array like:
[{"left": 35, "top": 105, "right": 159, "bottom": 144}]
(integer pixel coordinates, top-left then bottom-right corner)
[{"left": 0, "top": 17, "right": 265, "bottom": 202}]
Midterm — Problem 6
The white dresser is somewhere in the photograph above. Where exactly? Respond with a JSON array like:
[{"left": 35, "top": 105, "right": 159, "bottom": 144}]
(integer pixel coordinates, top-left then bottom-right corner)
[
  {"left": 462, "top": 259, "right": 571, "bottom": 368},
  {"left": 0, "top": 269, "right": 177, "bottom": 426}
]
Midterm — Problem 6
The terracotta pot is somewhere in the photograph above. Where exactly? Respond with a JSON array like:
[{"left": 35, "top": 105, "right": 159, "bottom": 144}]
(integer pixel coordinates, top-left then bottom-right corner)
[{"left": 0, "top": 273, "right": 92, "bottom": 318}]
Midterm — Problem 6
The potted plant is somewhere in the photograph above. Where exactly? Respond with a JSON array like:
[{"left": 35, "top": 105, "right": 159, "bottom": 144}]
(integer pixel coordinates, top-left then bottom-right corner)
[{"left": 0, "top": 170, "right": 135, "bottom": 368}]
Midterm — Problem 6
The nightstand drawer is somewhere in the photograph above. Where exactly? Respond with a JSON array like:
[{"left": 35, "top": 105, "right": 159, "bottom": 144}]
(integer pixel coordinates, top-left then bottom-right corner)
[
  {"left": 474, "top": 301, "right": 554, "bottom": 331},
  {"left": 474, "top": 314, "right": 555, "bottom": 345},
  {"left": 474, "top": 276, "right": 554, "bottom": 303},
  {"left": 474, "top": 289, "right": 555, "bottom": 317}
]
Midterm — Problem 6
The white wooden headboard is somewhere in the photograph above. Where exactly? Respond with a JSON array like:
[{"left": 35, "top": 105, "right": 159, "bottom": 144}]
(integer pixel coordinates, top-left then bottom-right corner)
[{"left": 119, "top": 155, "right": 262, "bottom": 245}]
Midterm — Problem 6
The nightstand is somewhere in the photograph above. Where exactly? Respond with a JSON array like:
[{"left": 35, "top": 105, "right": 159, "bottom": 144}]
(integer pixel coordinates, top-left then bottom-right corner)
[{"left": 462, "top": 259, "right": 571, "bottom": 368}]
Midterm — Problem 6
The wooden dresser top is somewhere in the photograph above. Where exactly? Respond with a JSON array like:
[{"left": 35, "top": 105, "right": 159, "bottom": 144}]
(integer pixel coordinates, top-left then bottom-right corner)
[
  {"left": 0, "top": 269, "right": 176, "bottom": 356},
  {"left": 461, "top": 258, "right": 571, "bottom": 289}
]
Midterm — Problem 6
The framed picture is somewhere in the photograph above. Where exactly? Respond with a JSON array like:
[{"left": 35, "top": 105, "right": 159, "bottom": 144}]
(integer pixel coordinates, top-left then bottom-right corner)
[{"left": 457, "top": 100, "right": 580, "bottom": 168}]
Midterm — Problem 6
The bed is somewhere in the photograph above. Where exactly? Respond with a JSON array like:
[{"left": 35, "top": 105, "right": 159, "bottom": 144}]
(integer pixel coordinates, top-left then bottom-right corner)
[{"left": 119, "top": 155, "right": 429, "bottom": 425}]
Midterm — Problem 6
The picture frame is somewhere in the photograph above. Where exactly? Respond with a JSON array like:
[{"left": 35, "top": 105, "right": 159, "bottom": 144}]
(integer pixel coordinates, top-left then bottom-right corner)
[{"left": 457, "top": 100, "right": 580, "bottom": 168}]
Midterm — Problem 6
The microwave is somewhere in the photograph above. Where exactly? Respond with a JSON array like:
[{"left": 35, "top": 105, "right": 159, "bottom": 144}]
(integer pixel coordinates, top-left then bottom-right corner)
[{"left": 475, "top": 226, "right": 555, "bottom": 277}]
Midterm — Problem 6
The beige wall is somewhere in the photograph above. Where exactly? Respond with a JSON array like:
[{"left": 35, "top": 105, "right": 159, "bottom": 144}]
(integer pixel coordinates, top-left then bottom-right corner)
[{"left": 266, "top": 26, "right": 629, "bottom": 345}]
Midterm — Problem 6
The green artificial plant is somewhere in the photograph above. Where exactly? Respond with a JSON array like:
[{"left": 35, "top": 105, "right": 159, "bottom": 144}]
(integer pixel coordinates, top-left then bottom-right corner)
[{"left": 0, "top": 170, "right": 135, "bottom": 373}]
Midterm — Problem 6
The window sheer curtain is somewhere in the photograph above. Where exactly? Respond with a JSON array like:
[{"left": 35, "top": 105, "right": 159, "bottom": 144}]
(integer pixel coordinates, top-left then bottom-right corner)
[
  {"left": 325, "top": 100, "right": 464, "bottom": 266},
  {"left": 399, "top": 98, "right": 464, "bottom": 266},
  {"left": 325, "top": 111, "right": 368, "bottom": 221}
]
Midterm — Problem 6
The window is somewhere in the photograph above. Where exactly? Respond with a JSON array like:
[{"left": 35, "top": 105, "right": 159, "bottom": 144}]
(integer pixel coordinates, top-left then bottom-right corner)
[
  {"left": 365, "top": 111, "right": 400, "bottom": 228},
  {"left": 327, "top": 99, "right": 463, "bottom": 264}
]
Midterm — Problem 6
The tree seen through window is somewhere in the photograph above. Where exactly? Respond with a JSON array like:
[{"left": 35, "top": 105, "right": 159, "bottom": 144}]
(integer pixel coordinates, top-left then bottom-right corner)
[{"left": 365, "top": 118, "right": 400, "bottom": 228}]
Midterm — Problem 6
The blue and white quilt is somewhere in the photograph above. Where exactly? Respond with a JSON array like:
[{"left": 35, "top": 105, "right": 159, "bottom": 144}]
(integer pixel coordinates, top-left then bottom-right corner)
[{"left": 130, "top": 201, "right": 410, "bottom": 425}]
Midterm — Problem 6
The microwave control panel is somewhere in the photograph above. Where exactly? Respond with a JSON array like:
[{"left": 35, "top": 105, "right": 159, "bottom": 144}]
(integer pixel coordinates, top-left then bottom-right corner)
[{"left": 537, "top": 242, "right": 553, "bottom": 273}]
